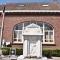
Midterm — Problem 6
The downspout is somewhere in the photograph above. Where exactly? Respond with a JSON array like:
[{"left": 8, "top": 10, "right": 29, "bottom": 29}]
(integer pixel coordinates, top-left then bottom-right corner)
[{"left": 0, "top": 5, "right": 5, "bottom": 55}]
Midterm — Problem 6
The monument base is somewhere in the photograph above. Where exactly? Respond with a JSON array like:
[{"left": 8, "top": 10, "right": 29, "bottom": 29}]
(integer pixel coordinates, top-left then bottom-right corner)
[
  {"left": 17, "top": 55, "right": 24, "bottom": 60},
  {"left": 17, "top": 55, "right": 47, "bottom": 60}
]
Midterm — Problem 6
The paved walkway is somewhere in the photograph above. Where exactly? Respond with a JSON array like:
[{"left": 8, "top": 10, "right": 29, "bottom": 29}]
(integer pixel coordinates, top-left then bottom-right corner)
[
  {"left": 0, "top": 56, "right": 60, "bottom": 60},
  {"left": 52, "top": 57, "right": 60, "bottom": 60}
]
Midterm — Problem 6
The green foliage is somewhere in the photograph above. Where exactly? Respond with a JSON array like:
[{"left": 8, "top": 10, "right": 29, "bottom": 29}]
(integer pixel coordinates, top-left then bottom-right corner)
[
  {"left": 43, "top": 49, "right": 60, "bottom": 57},
  {"left": 52, "top": 49, "right": 60, "bottom": 57},
  {"left": 2, "top": 48, "right": 10, "bottom": 55},
  {"left": 16, "top": 49, "right": 23, "bottom": 55},
  {"left": 2, "top": 48, "right": 23, "bottom": 55},
  {"left": 42, "top": 50, "right": 52, "bottom": 58},
  {"left": 2, "top": 48, "right": 60, "bottom": 57}
]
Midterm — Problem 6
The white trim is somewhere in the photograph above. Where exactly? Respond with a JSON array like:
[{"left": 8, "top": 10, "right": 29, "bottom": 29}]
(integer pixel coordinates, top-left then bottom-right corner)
[
  {"left": 5, "top": 10, "right": 60, "bottom": 13},
  {"left": 0, "top": 10, "right": 60, "bottom": 13},
  {"left": 53, "top": 29, "right": 55, "bottom": 44},
  {"left": 13, "top": 42, "right": 23, "bottom": 43},
  {"left": 43, "top": 23, "right": 45, "bottom": 43},
  {"left": 43, "top": 42, "right": 55, "bottom": 44},
  {"left": 14, "top": 30, "right": 22, "bottom": 31},
  {"left": 48, "top": 31, "right": 49, "bottom": 42}
]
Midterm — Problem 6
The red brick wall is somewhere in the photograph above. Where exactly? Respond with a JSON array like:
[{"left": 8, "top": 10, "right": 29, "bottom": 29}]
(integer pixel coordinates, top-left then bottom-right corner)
[
  {"left": 0, "top": 14, "right": 2, "bottom": 26},
  {"left": 1, "top": 14, "right": 60, "bottom": 48}
]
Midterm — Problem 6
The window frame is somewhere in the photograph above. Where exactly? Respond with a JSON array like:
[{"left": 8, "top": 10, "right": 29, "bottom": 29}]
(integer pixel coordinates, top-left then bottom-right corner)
[{"left": 13, "top": 30, "right": 23, "bottom": 43}]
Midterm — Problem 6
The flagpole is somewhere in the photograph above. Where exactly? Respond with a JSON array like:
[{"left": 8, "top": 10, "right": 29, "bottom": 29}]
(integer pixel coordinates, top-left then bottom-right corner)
[{"left": 0, "top": 5, "right": 5, "bottom": 55}]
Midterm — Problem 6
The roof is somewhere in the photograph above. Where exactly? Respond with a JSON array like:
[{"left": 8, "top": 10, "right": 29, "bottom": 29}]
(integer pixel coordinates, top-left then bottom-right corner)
[
  {"left": 4, "top": 2, "right": 60, "bottom": 10},
  {"left": 0, "top": 5, "right": 4, "bottom": 10},
  {"left": 0, "top": 0, "right": 60, "bottom": 13}
]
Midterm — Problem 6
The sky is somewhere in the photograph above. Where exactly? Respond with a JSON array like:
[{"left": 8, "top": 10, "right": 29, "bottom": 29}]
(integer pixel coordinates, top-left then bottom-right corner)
[{"left": 0, "top": 0, "right": 60, "bottom": 5}]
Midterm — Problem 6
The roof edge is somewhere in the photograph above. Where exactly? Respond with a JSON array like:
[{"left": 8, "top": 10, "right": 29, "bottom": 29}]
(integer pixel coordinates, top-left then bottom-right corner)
[
  {"left": 4, "top": 10, "right": 60, "bottom": 13},
  {"left": 0, "top": 10, "right": 60, "bottom": 13}
]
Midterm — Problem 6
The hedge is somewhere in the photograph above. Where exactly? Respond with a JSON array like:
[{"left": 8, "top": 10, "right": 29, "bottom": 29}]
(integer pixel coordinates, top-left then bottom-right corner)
[
  {"left": 2, "top": 48, "right": 60, "bottom": 57},
  {"left": 16, "top": 48, "right": 23, "bottom": 55},
  {"left": 2, "top": 48, "right": 10, "bottom": 55},
  {"left": 42, "top": 49, "right": 60, "bottom": 57}
]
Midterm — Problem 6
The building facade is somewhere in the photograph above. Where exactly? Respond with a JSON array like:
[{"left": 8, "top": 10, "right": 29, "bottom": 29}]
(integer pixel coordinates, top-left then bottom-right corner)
[{"left": 0, "top": 0, "right": 60, "bottom": 49}]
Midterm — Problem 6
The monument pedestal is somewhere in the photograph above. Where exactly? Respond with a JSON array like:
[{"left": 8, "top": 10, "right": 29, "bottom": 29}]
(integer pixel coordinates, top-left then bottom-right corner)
[
  {"left": 10, "top": 55, "right": 17, "bottom": 60},
  {"left": 17, "top": 55, "right": 47, "bottom": 60}
]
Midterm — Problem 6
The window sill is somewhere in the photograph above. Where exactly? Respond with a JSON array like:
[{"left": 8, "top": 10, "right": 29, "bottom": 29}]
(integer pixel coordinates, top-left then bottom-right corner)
[
  {"left": 12, "top": 43, "right": 23, "bottom": 45},
  {"left": 43, "top": 42, "right": 55, "bottom": 44}
]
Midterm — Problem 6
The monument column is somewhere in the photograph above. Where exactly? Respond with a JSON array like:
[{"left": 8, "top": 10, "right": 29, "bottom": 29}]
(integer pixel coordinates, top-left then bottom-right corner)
[
  {"left": 40, "top": 36, "right": 42, "bottom": 57},
  {"left": 23, "top": 39, "right": 28, "bottom": 57},
  {"left": 36, "top": 36, "right": 42, "bottom": 58}
]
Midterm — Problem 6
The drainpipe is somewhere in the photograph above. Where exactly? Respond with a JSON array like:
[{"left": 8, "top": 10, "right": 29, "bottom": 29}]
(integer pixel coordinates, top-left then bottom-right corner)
[{"left": 0, "top": 5, "right": 5, "bottom": 55}]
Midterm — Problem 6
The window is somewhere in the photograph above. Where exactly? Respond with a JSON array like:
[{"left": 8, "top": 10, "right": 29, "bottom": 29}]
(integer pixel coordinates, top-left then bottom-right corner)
[
  {"left": 13, "top": 30, "right": 23, "bottom": 43},
  {"left": 13, "top": 23, "right": 23, "bottom": 43},
  {"left": 13, "top": 22, "right": 54, "bottom": 44},
  {"left": 45, "top": 24, "right": 53, "bottom": 30},
  {"left": 43, "top": 23, "right": 54, "bottom": 44},
  {"left": 44, "top": 31, "right": 53, "bottom": 43}
]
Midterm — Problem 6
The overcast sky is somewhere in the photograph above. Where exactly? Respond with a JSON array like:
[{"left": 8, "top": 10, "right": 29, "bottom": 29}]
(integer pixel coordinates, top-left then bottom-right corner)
[{"left": 0, "top": 0, "right": 60, "bottom": 5}]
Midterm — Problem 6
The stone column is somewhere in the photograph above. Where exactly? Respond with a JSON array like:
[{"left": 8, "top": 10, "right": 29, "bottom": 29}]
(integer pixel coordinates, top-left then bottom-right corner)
[
  {"left": 27, "top": 40, "right": 30, "bottom": 56},
  {"left": 23, "top": 39, "right": 28, "bottom": 57},
  {"left": 40, "top": 36, "right": 42, "bottom": 57},
  {"left": 36, "top": 36, "right": 42, "bottom": 58}
]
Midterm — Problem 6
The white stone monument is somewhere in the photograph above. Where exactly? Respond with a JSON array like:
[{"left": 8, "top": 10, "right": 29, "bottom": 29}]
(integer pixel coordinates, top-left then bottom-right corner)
[{"left": 17, "top": 23, "right": 43, "bottom": 60}]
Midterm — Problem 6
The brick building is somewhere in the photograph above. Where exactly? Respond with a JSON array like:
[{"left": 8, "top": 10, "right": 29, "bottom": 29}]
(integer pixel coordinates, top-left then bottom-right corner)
[{"left": 0, "top": 0, "right": 60, "bottom": 49}]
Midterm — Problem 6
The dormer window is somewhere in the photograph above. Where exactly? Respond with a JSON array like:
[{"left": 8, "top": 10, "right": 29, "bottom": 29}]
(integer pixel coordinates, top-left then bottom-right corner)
[
  {"left": 43, "top": 5, "right": 49, "bottom": 7},
  {"left": 17, "top": 4, "right": 25, "bottom": 9},
  {"left": 18, "top": 4, "right": 25, "bottom": 7}
]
